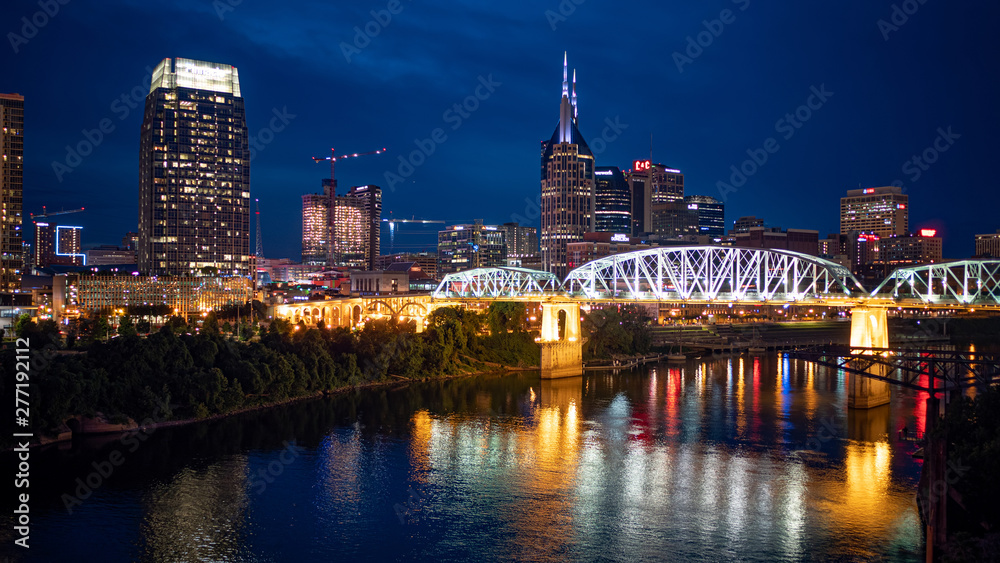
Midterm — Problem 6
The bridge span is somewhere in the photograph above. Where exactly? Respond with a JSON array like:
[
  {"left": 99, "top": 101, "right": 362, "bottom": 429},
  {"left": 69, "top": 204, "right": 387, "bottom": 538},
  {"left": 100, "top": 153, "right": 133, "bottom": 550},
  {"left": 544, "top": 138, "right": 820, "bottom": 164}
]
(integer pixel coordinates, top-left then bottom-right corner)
[{"left": 273, "top": 247, "right": 1000, "bottom": 399}]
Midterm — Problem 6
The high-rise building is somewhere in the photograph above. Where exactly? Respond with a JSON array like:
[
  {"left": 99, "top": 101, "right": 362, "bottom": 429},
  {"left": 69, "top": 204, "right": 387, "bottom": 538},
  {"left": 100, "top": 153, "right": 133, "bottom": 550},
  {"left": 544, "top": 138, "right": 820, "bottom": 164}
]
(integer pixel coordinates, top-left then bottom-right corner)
[
  {"left": 540, "top": 53, "right": 595, "bottom": 278},
  {"left": 651, "top": 164, "right": 684, "bottom": 204},
  {"left": 499, "top": 222, "right": 539, "bottom": 262},
  {"left": 684, "top": 195, "right": 725, "bottom": 237},
  {"left": 349, "top": 184, "right": 382, "bottom": 271},
  {"left": 138, "top": 57, "right": 251, "bottom": 277},
  {"left": 594, "top": 166, "right": 631, "bottom": 234},
  {"left": 330, "top": 193, "right": 367, "bottom": 269},
  {"left": 301, "top": 192, "right": 329, "bottom": 265},
  {"left": 975, "top": 230, "right": 1000, "bottom": 258},
  {"left": 0, "top": 93, "right": 24, "bottom": 292},
  {"left": 438, "top": 221, "right": 506, "bottom": 275},
  {"left": 626, "top": 162, "right": 651, "bottom": 236},
  {"left": 730, "top": 226, "right": 819, "bottom": 255},
  {"left": 627, "top": 160, "right": 683, "bottom": 236},
  {"left": 567, "top": 232, "right": 649, "bottom": 271},
  {"left": 840, "top": 186, "right": 908, "bottom": 237},
  {"left": 34, "top": 223, "right": 83, "bottom": 267}
]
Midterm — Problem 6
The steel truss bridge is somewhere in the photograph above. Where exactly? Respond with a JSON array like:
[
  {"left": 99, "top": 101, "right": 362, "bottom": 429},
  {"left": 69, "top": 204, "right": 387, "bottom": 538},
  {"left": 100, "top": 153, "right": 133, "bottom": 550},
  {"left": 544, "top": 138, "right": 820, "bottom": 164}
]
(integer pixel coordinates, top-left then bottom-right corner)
[
  {"left": 434, "top": 247, "right": 1000, "bottom": 308},
  {"left": 275, "top": 248, "right": 1000, "bottom": 332}
]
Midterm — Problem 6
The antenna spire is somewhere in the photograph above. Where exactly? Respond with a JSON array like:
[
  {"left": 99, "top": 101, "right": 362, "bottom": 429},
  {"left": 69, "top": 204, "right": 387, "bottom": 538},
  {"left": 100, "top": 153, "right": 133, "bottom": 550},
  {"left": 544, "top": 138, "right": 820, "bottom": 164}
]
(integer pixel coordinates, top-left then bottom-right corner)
[{"left": 562, "top": 51, "right": 569, "bottom": 99}]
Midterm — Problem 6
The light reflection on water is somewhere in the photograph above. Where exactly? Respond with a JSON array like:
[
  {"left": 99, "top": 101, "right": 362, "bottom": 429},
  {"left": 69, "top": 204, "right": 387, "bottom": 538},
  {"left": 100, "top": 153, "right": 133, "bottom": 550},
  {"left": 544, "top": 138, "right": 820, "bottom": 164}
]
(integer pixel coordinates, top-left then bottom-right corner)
[{"left": 15, "top": 353, "right": 927, "bottom": 562}]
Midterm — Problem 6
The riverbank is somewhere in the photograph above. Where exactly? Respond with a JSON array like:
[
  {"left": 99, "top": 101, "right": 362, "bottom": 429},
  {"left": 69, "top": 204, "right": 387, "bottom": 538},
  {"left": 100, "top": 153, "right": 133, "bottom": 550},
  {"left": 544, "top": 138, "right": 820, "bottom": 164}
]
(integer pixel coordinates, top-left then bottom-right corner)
[{"left": 31, "top": 360, "right": 538, "bottom": 450}]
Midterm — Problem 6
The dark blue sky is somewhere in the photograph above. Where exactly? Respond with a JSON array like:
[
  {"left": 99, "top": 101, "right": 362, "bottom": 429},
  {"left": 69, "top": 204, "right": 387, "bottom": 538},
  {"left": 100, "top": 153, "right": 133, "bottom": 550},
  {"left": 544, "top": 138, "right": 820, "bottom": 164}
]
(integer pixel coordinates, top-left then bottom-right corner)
[{"left": 3, "top": 0, "right": 998, "bottom": 259}]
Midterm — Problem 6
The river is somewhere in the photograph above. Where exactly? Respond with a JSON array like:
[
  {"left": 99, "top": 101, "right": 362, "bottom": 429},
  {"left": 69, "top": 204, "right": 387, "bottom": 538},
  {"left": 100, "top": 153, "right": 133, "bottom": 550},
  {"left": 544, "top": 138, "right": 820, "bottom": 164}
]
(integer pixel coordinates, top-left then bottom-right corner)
[{"left": 4, "top": 352, "right": 929, "bottom": 562}]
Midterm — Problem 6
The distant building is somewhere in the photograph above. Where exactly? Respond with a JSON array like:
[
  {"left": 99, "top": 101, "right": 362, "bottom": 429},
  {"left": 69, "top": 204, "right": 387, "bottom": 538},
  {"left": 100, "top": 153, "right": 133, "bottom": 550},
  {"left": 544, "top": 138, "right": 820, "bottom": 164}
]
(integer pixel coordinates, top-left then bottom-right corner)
[
  {"left": 540, "top": 53, "right": 595, "bottom": 278},
  {"left": 594, "top": 166, "right": 631, "bottom": 233},
  {"left": 438, "top": 221, "right": 506, "bottom": 275},
  {"left": 498, "top": 222, "right": 540, "bottom": 267},
  {"left": 684, "top": 195, "right": 725, "bottom": 237},
  {"left": 53, "top": 273, "right": 253, "bottom": 323},
  {"left": 377, "top": 252, "right": 438, "bottom": 280},
  {"left": 731, "top": 216, "right": 764, "bottom": 234},
  {"left": 0, "top": 93, "right": 24, "bottom": 292},
  {"left": 975, "top": 229, "right": 1000, "bottom": 258},
  {"left": 351, "top": 270, "right": 409, "bottom": 295},
  {"left": 34, "top": 223, "right": 83, "bottom": 267},
  {"left": 730, "top": 226, "right": 819, "bottom": 255},
  {"left": 651, "top": 201, "right": 699, "bottom": 239},
  {"left": 86, "top": 245, "right": 137, "bottom": 266},
  {"left": 876, "top": 230, "right": 943, "bottom": 270},
  {"left": 840, "top": 186, "right": 908, "bottom": 237},
  {"left": 385, "top": 261, "right": 437, "bottom": 291},
  {"left": 567, "top": 232, "right": 650, "bottom": 271},
  {"left": 121, "top": 232, "right": 139, "bottom": 251},
  {"left": 138, "top": 57, "right": 251, "bottom": 277}
]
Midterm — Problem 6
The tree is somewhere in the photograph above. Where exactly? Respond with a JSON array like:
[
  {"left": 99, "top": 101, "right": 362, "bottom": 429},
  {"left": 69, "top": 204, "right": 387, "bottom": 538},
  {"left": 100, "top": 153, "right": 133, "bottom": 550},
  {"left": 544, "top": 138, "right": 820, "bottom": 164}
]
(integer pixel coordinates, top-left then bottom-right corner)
[
  {"left": 136, "top": 319, "right": 151, "bottom": 334},
  {"left": 118, "top": 315, "right": 138, "bottom": 337},
  {"left": 221, "top": 321, "right": 233, "bottom": 334},
  {"left": 202, "top": 312, "right": 220, "bottom": 335}
]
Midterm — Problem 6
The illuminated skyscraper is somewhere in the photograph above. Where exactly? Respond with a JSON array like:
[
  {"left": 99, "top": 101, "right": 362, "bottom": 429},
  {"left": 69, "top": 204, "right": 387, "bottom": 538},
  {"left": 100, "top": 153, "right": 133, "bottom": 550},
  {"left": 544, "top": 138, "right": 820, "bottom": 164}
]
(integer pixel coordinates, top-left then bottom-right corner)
[
  {"left": 594, "top": 166, "right": 631, "bottom": 234},
  {"left": 627, "top": 161, "right": 683, "bottom": 236},
  {"left": 840, "top": 186, "right": 908, "bottom": 237},
  {"left": 0, "top": 93, "right": 24, "bottom": 292},
  {"left": 301, "top": 192, "right": 329, "bottom": 265},
  {"left": 138, "top": 57, "right": 251, "bottom": 277},
  {"left": 349, "top": 184, "right": 382, "bottom": 271},
  {"left": 684, "top": 195, "right": 725, "bottom": 237},
  {"left": 540, "top": 53, "right": 595, "bottom": 278},
  {"left": 331, "top": 193, "right": 367, "bottom": 269}
]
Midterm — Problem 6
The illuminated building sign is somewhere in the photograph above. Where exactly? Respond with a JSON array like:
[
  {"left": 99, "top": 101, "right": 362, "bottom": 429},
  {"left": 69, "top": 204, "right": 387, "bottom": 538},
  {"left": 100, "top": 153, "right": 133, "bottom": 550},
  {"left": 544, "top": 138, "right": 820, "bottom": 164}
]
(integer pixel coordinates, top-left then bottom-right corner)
[
  {"left": 594, "top": 170, "right": 612, "bottom": 176},
  {"left": 633, "top": 160, "right": 651, "bottom": 172},
  {"left": 864, "top": 188, "right": 875, "bottom": 194},
  {"left": 920, "top": 229, "right": 937, "bottom": 237},
  {"left": 687, "top": 204, "right": 699, "bottom": 210},
  {"left": 610, "top": 233, "right": 630, "bottom": 242}
]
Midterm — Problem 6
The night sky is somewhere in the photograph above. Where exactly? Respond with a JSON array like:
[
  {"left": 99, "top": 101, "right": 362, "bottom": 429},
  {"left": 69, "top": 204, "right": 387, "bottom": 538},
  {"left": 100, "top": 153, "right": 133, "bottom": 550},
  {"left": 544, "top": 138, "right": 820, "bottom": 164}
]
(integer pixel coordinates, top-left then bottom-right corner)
[{"left": 4, "top": 0, "right": 998, "bottom": 260}]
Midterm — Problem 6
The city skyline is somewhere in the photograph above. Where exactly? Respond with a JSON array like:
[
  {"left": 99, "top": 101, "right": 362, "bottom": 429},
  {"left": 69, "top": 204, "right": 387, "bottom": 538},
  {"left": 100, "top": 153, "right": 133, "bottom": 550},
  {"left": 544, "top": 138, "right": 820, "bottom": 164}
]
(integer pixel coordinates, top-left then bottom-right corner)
[{"left": 4, "top": 0, "right": 999, "bottom": 262}]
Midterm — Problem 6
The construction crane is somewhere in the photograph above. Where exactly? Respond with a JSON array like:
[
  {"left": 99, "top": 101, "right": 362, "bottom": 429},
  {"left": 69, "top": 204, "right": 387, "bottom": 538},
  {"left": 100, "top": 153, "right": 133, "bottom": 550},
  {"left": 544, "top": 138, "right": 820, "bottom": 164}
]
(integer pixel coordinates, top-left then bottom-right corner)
[
  {"left": 30, "top": 206, "right": 85, "bottom": 221},
  {"left": 311, "top": 147, "right": 387, "bottom": 188}
]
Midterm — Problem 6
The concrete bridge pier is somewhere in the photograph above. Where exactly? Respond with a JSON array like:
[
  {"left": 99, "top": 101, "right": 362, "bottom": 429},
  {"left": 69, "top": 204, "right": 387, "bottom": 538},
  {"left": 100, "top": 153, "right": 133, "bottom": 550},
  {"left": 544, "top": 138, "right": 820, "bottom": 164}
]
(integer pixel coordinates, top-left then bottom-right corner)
[
  {"left": 848, "top": 307, "right": 891, "bottom": 409},
  {"left": 539, "top": 302, "right": 583, "bottom": 379}
]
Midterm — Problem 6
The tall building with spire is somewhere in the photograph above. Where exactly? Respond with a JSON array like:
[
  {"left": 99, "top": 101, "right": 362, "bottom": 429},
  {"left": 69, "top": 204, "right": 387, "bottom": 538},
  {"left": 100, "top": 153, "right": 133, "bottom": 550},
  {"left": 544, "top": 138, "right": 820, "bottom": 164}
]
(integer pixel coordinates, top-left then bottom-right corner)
[{"left": 540, "top": 53, "right": 595, "bottom": 278}]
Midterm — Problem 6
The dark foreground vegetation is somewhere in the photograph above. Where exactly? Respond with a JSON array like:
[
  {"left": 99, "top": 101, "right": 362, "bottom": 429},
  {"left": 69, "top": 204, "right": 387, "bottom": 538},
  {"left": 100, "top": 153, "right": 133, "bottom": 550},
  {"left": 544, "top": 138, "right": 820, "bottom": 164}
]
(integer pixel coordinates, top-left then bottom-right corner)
[
  {"left": 937, "top": 385, "right": 1000, "bottom": 562},
  {"left": 1, "top": 304, "right": 541, "bottom": 448}
]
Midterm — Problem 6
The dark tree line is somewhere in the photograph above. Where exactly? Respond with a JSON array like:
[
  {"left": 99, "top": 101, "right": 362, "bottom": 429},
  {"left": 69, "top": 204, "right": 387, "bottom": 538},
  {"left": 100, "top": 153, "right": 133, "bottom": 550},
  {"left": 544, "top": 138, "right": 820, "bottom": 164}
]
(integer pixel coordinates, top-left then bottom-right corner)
[{"left": 0, "top": 305, "right": 543, "bottom": 447}]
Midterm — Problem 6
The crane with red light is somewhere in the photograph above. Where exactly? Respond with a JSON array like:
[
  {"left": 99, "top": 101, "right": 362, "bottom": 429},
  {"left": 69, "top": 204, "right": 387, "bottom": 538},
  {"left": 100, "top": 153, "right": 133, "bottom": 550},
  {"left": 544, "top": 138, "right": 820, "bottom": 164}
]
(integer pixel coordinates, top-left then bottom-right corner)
[{"left": 311, "top": 147, "right": 387, "bottom": 189}]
